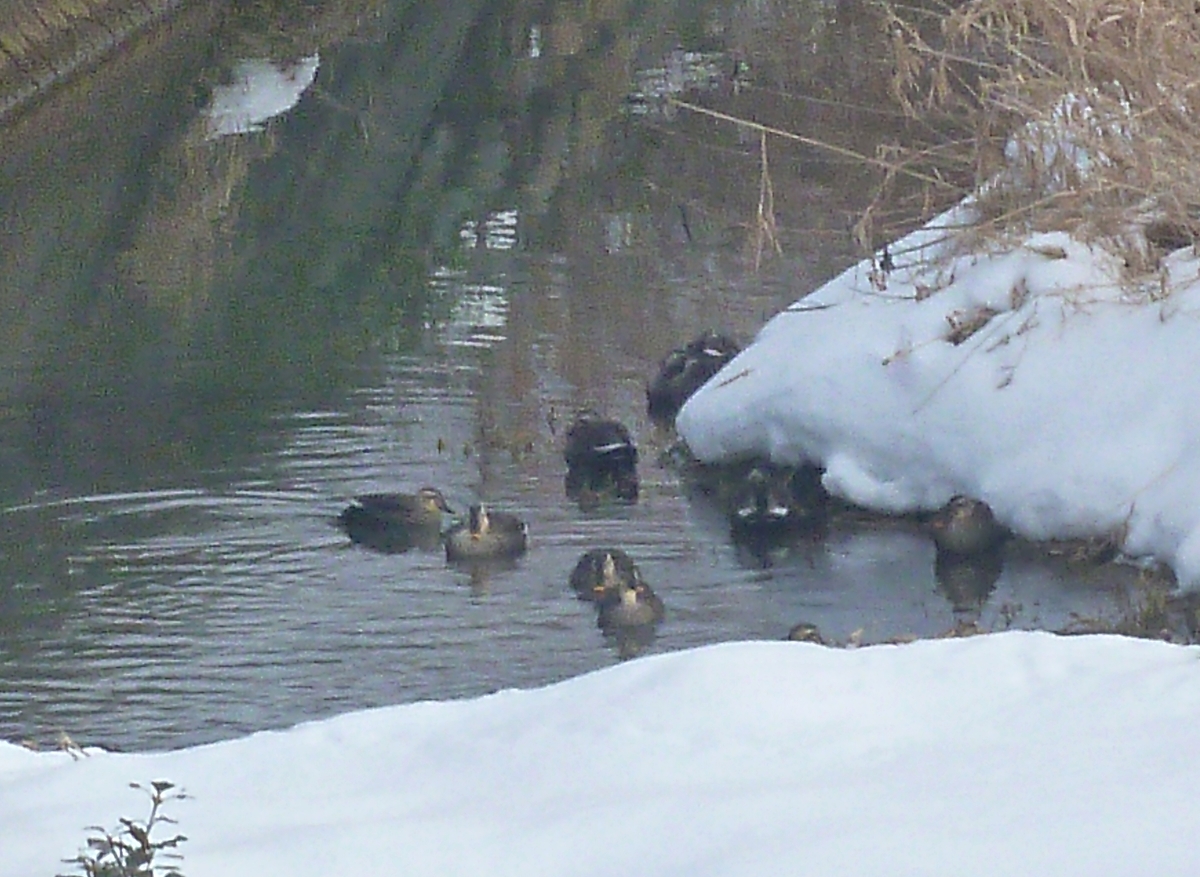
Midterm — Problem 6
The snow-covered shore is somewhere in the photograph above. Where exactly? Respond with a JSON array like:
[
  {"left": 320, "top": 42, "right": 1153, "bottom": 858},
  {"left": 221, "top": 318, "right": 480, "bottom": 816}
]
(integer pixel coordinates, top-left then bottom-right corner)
[
  {"left": 679, "top": 205, "right": 1200, "bottom": 589},
  {"left": 4, "top": 632, "right": 1199, "bottom": 876}
]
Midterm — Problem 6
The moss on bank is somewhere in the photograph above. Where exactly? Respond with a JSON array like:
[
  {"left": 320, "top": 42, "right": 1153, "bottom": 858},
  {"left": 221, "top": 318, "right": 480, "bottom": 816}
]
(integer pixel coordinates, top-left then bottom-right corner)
[{"left": 0, "top": 0, "right": 202, "bottom": 121}]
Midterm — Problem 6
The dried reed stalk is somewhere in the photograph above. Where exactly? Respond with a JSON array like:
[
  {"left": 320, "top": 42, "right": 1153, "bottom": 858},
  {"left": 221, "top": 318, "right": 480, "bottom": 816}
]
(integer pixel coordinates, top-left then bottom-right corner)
[{"left": 885, "top": 0, "right": 1200, "bottom": 275}]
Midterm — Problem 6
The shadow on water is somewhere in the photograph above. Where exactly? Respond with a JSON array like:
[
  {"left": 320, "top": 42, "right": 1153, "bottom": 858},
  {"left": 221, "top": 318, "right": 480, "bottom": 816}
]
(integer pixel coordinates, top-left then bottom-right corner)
[{"left": 0, "top": 0, "right": 1178, "bottom": 751}]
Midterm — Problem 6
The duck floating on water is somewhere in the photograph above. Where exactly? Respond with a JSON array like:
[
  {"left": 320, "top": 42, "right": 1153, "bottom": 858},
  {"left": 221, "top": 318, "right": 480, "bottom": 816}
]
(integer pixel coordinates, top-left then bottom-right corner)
[
  {"left": 596, "top": 573, "right": 665, "bottom": 631},
  {"left": 338, "top": 487, "right": 454, "bottom": 552},
  {"left": 785, "top": 621, "right": 827, "bottom": 645},
  {"left": 444, "top": 504, "right": 529, "bottom": 561},
  {"left": 728, "top": 462, "right": 827, "bottom": 539},
  {"left": 647, "top": 330, "right": 740, "bottom": 423},
  {"left": 569, "top": 548, "right": 643, "bottom": 603},
  {"left": 563, "top": 410, "right": 639, "bottom": 502},
  {"left": 928, "top": 496, "right": 1007, "bottom": 558}
]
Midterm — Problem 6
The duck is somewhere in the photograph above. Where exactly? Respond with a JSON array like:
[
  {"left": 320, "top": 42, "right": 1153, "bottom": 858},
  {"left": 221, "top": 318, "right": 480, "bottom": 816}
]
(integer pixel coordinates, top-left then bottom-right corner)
[
  {"left": 785, "top": 622, "right": 827, "bottom": 644},
  {"left": 564, "top": 410, "right": 638, "bottom": 471},
  {"left": 563, "top": 410, "right": 639, "bottom": 502},
  {"left": 339, "top": 487, "right": 454, "bottom": 552},
  {"left": 728, "top": 463, "right": 826, "bottom": 539},
  {"left": 444, "top": 504, "right": 529, "bottom": 561},
  {"left": 646, "top": 330, "right": 740, "bottom": 423},
  {"left": 569, "top": 548, "right": 642, "bottom": 602},
  {"left": 596, "top": 574, "right": 665, "bottom": 630},
  {"left": 927, "top": 496, "right": 1007, "bottom": 558}
]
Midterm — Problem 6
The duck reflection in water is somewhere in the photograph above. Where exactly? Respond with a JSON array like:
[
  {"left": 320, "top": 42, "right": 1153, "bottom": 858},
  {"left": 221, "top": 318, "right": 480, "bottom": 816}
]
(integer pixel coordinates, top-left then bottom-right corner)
[
  {"left": 935, "top": 551, "right": 1003, "bottom": 613},
  {"left": 604, "top": 620, "right": 661, "bottom": 660},
  {"left": 455, "top": 557, "right": 523, "bottom": 595},
  {"left": 563, "top": 410, "right": 639, "bottom": 505},
  {"left": 338, "top": 487, "right": 454, "bottom": 554}
]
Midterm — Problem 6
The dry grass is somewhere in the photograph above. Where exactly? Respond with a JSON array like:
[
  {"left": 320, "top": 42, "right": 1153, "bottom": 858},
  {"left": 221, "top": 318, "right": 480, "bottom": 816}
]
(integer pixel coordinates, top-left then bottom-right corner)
[{"left": 884, "top": 0, "right": 1200, "bottom": 276}]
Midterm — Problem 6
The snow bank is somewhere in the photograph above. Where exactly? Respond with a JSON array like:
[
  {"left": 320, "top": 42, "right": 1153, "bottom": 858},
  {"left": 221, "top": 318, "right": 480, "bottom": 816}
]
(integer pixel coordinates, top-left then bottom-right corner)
[
  {"left": 678, "top": 206, "right": 1200, "bottom": 588},
  {"left": 3, "top": 633, "right": 1199, "bottom": 876}
]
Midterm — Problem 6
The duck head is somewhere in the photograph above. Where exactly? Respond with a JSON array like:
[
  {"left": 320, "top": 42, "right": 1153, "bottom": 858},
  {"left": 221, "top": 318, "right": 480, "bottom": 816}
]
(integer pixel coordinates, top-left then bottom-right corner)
[
  {"left": 468, "top": 504, "right": 491, "bottom": 536},
  {"left": 417, "top": 486, "right": 455, "bottom": 515}
]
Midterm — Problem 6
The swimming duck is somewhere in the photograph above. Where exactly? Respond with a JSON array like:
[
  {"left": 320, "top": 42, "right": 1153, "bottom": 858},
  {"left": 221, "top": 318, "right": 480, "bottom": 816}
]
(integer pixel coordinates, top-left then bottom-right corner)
[
  {"left": 646, "top": 330, "right": 740, "bottom": 423},
  {"left": 596, "top": 575, "right": 665, "bottom": 630},
  {"left": 728, "top": 463, "right": 826, "bottom": 539},
  {"left": 339, "top": 487, "right": 454, "bottom": 552},
  {"left": 444, "top": 504, "right": 529, "bottom": 561},
  {"left": 928, "top": 496, "right": 1007, "bottom": 558},
  {"left": 785, "top": 622, "right": 827, "bottom": 644},
  {"left": 564, "top": 410, "right": 638, "bottom": 470},
  {"left": 926, "top": 496, "right": 1003, "bottom": 559},
  {"left": 569, "top": 548, "right": 642, "bottom": 602},
  {"left": 563, "top": 410, "right": 639, "bottom": 502}
]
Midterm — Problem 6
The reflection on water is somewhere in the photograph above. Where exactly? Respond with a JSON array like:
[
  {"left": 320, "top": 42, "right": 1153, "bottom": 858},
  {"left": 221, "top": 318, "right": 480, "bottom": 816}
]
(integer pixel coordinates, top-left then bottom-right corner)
[
  {"left": 205, "top": 55, "right": 321, "bottom": 139},
  {"left": 0, "top": 249, "right": 1148, "bottom": 751},
  {"left": 0, "top": 0, "right": 1158, "bottom": 752}
]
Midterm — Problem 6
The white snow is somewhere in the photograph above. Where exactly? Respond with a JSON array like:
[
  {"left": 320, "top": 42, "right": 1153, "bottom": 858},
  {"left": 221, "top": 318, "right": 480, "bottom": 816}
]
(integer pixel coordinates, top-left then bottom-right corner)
[
  {"left": 678, "top": 202, "right": 1200, "bottom": 589},
  {"left": 3, "top": 632, "right": 1200, "bottom": 876},
  {"left": 205, "top": 56, "right": 319, "bottom": 139}
]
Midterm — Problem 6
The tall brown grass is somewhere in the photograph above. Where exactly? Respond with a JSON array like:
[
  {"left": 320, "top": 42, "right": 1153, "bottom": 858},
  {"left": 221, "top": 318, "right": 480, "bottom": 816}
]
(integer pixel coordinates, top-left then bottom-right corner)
[{"left": 884, "top": 0, "right": 1200, "bottom": 275}]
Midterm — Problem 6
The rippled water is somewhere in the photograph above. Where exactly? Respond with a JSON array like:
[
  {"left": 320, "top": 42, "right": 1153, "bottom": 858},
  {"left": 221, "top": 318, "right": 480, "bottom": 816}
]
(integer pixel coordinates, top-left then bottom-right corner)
[
  {"left": 0, "top": 2, "right": 1153, "bottom": 753},
  {"left": 0, "top": 247, "right": 1146, "bottom": 752}
]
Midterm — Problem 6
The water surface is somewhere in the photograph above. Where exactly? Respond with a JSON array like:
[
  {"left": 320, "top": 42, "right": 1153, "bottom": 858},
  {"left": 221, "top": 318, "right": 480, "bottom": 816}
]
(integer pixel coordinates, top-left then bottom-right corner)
[{"left": 0, "top": 0, "right": 1152, "bottom": 751}]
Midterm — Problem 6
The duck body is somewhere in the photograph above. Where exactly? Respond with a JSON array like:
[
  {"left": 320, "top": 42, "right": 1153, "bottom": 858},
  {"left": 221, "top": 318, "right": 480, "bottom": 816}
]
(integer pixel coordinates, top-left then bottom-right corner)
[
  {"left": 786, "top": 622, "right": 826, "bottom": 644},
  {"left": 928, "top": 496, "right": 1007, "bottom": 558},
  {"left": 339, "top": 487, "right": 454, "bottom": 552},
  {"left": 444, "top": 504, "right": 529, "bottom": 561},
  {"left": 564, "top": 411, "right": 638, "bottom": 471},
  {"left": 597, "top": 576, "right": 665, "bottom": 630},
  {"left": 569, "top": 548, "right": 642, "bottom": 602},
  {"left": 728, "top": 463, "right": 826, "bottom": 539},
  {"left": 563, "top": 411, "right": 639, "bottom": 502},
  {"left": 647, "top": 331, "right": 740, "bottom": 423}
]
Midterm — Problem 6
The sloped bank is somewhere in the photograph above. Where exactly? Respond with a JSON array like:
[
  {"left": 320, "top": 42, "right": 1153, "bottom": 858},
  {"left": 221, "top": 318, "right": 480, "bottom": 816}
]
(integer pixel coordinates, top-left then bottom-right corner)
[
  {"left": 0, "top": 0, "right": 214, "bottom": 122},
  {"left": 676, "top": 203, "right": 1200, "bottom": 592}
]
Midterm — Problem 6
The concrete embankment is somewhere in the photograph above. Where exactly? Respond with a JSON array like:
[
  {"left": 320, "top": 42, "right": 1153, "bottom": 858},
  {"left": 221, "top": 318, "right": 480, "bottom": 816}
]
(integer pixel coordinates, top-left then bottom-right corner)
[{"left": 0, "top": 0, "right": 200, "bottom": 120}]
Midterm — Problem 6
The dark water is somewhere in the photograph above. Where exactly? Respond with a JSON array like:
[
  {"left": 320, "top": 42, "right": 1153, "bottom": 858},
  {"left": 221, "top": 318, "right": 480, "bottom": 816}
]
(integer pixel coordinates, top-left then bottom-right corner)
[{"left": 0, "top": 0, "right": 1148, "bottom": 752}]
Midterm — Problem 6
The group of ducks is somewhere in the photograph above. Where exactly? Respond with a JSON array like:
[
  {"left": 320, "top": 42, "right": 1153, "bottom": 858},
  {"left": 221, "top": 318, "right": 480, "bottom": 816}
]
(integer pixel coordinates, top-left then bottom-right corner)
[
  {"left": 337, "top": 423, "right": 660, "bottom": 638},
  {"left": 334, "top": 331, "right": 744, "bottom": 641},
  {"left": 338, "top": 328, "right": 1015, "bottom": 644},
  {"left": 338, "top": 488, "right": 528, "bottom": 562}
]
